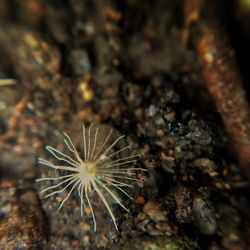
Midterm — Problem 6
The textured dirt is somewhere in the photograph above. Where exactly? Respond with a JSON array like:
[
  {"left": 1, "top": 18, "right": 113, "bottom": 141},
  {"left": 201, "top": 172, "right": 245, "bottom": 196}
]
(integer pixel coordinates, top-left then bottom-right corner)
[{"left": 0, "top": 1, "right": 249, "bottom": 250}]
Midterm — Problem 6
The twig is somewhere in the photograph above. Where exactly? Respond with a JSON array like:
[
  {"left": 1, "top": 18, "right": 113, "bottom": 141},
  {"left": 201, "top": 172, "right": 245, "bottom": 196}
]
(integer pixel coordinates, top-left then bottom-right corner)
[{"left": 196, "top": 1, "right": 250, "bottom": 165}]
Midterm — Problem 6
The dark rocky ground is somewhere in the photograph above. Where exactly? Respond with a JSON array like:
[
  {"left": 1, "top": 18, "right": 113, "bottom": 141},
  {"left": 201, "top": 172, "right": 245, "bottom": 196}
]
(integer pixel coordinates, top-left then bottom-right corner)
[{"left": 0, "top": 1, "right": 249, "bottom": 249}]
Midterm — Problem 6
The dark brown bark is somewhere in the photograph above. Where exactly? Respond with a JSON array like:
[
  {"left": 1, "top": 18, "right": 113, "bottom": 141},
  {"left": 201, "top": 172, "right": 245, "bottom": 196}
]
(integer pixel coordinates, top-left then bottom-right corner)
[{"left": 196, "top": 1, "right": 250, "bottom": 165}]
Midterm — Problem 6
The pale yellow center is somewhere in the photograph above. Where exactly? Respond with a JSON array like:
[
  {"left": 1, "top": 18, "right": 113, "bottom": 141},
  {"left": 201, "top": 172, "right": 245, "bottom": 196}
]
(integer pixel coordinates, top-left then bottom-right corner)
[{"left": 78, "top": 161, "right": 97, "bottom": 183}]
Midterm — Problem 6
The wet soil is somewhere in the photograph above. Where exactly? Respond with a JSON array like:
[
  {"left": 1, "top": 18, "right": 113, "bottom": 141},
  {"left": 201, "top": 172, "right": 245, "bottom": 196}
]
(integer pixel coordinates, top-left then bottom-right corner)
[{"left": 0, "top": 1, "right": 249, "bottom": 249}]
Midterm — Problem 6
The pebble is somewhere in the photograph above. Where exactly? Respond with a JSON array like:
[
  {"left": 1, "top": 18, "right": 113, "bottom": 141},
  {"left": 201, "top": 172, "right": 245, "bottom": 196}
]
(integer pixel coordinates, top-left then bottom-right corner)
[
  {"left": 193, "top": 196, "right": 217, "bottom": 235},
  {"left": 143, "top": 201, "right": 167, "bottom": 222}
]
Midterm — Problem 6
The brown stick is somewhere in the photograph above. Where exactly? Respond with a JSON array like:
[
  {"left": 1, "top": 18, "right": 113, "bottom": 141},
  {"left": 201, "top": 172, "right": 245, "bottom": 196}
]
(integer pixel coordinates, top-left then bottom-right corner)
[
  {"left": 0, "top": 94, "right": 29, "bottom": 141},
  {"left": 195, "top": 2, "right": 250, "bottom": 165}
]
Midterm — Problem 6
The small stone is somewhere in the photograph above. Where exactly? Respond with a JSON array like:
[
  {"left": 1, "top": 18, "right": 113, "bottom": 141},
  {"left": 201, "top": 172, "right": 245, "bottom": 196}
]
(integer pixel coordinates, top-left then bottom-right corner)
[
  {"left": 148, "top": 105, "right": 157, "bottom": 117},
  {"left": 78, "top": 81, "right": 94, "bottom": 102},
  {"left": 146, "top": 223, "right": 164, "bottom": 236},
  {"left": 193, "top": 158, "right": 217, "bottom": 175},
  {"left": 174, "top": 186, "right": 193, "bottom": 224},
  {"left": 136, "top": 212, "right": 147, "bottom": 221},
  {"left": 193, "top": 196, "right": 217, "bottom": 235},
  {"left": 83, "top": 235, "right": 90, "bottom": 243},
  {"left": 71, "top": 239, "right": 79, "bottom": 248},
  {"left": 80, "top": 221, "right": 91, "bottom": 232},
  {"left": 143, "top": 201, "right": 167, "bottom": 222},
  {"left": 135, "top": 195, "right": 146, "bottom": 205},
  {"left": 69, "top": 49, "right": 91, "bottom": 75}
]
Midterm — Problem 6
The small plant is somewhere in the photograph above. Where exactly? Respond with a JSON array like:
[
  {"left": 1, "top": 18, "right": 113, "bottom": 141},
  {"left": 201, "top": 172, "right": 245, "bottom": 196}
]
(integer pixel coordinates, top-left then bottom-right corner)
[{"left": 36, "top": 124, "right": 145, "bottom": 231}]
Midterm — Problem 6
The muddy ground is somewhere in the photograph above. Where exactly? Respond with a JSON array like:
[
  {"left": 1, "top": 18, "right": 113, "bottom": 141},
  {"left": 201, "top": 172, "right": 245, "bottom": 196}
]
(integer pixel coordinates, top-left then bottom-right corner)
[{"left": 0, "top": 1, "right": 249, "bottom": 249}]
